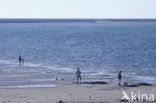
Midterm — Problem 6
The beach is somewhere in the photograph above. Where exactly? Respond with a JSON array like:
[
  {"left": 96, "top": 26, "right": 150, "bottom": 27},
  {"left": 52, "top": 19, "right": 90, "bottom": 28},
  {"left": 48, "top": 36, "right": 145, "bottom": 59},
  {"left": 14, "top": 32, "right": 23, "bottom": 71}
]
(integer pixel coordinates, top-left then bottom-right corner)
[
  {"left": 0, "top": 66, "right": 156, "bottom": 103},
  {"left": 0, "top": 81, "right": 155, "bottom": 103},
  {"left": 0, "top": 21, "right": 156, "bottom": 103}
]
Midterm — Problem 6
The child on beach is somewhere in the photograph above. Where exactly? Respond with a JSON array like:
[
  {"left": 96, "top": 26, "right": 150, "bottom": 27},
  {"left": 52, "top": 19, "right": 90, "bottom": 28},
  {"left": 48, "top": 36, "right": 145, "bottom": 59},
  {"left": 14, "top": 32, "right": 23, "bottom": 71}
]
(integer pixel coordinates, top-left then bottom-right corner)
[
  {"left": 118, "top": 71, "right": 122, "bottom": 86},
  {"left": 75, "top": 68, "right": 81, "bottom": 84}
]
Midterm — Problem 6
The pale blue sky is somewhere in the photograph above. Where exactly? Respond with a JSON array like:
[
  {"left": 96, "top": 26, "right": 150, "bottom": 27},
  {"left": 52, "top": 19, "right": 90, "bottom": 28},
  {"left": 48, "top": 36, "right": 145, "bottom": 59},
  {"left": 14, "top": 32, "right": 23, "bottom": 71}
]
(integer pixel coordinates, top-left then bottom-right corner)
[{"left": 0, "top": 0, "right": 156, "bottom": 18}]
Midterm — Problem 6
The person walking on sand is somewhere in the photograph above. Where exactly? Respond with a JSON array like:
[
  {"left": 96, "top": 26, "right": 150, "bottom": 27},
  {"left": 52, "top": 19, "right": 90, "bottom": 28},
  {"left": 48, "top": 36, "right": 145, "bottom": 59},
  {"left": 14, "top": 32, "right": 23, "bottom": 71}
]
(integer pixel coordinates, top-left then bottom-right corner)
[
  {"left": 118, "top": 71, "right": 122, "bottom": 86},
  {"left": 19, "top": 55, "right": 22, "bottom": 66},
  {"left": 75, "top": 68, "right": 81, "bottom": 84}
]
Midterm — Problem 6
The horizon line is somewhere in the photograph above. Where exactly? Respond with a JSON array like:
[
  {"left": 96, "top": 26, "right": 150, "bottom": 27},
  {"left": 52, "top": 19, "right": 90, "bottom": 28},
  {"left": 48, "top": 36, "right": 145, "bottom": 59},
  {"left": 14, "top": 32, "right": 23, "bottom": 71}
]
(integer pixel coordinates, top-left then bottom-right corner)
[{"left": 0, "top": 18, "right": 156, "bottom": 20}]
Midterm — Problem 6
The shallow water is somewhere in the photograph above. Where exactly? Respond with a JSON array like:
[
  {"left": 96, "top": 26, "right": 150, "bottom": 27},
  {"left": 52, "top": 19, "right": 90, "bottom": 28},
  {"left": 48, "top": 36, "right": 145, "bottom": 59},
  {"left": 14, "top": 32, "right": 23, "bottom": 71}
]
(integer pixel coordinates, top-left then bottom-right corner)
[{"left": 0, "top": 22, "right": 156, "bottom": 88}]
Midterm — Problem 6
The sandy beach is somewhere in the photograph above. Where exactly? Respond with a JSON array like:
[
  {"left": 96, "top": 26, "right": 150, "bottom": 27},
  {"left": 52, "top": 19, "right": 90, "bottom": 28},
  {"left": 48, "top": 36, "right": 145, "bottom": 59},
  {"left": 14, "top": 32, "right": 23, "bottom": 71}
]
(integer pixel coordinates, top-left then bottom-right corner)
[
  {"left": 0, "top": 66, "right": 155, "bottom": 103},
  {"left": 0, "top": 20, "right": 156, "bottom": 103},
  {"left": 0, "top": 81, "right": 155, "bottom": 103}
]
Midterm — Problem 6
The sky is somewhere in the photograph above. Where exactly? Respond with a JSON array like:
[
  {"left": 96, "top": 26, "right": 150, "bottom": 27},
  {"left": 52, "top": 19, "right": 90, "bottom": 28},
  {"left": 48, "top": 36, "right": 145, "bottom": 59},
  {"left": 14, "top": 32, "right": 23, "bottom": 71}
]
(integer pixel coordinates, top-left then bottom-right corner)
[{"left": 0, "top": 0, "right": 156, "bottom": 19}]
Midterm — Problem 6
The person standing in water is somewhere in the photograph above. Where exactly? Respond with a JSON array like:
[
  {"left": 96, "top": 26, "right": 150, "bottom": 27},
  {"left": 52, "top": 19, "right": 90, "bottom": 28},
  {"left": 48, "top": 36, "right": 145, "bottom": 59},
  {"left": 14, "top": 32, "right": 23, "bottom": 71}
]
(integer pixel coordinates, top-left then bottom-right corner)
[
  {"left": 118, "top": 71, "right": 122, "bottom": 86},
  {"left": 75, "top": 68, "right": 81, "bottom": 84},
  {"left": 19, "top": 55, "right": 22, "bottom": 66}
]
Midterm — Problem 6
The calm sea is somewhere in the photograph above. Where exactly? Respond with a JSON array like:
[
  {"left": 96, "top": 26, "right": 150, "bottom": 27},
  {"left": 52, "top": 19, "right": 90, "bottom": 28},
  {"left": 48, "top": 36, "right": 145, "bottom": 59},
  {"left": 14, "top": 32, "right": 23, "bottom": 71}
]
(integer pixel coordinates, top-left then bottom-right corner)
[{"left": 0, "top": 22, "right": 156, "bottom": 88}]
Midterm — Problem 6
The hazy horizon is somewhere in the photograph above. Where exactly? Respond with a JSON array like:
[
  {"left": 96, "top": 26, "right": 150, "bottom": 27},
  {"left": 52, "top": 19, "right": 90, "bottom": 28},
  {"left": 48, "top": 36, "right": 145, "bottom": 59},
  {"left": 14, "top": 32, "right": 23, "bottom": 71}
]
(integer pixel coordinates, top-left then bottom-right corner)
[
  {"left": 0, "top": 18, "right": 156, "bottom": 19},
  {"left": 0, "top": 0, "right": 156, "bottom": 19}
]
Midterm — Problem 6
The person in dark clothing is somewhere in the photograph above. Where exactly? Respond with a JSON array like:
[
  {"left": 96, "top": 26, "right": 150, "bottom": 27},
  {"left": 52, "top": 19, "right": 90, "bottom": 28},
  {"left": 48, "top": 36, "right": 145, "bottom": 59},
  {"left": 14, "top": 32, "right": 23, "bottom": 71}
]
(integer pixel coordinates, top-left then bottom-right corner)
[
  {"left": 75, "top": 68, "right": 81, "bottom": 84},
  {"left": 118, "top": 71, "right": 122, "bottom": 86},
  {"left": 19, "top": 55, "right": 22, "bottom": 66}
]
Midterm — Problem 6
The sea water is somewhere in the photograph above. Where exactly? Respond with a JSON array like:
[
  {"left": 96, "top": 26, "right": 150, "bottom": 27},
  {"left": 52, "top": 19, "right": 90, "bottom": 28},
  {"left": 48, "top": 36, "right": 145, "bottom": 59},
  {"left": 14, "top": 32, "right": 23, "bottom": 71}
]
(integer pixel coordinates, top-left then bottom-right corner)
[{"left": 0, "top": 22, "right": 156, "bottom": 88}]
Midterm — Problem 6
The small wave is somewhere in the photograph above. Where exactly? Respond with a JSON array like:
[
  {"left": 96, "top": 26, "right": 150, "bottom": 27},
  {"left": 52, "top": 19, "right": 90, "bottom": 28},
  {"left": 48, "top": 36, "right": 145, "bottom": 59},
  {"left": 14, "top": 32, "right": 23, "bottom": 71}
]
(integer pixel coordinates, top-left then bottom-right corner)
[
  {"left": 0, "top": 59, "right": 75, "bottom": 72},
  {"left": 0, "top": 59, "right": 156, "bottom": 88},
  {"left": 134, "top": 76, "right": 156, "bottom": 83},
  {"left": 0, "top": 84, "right": 58, "bottom": 89}
]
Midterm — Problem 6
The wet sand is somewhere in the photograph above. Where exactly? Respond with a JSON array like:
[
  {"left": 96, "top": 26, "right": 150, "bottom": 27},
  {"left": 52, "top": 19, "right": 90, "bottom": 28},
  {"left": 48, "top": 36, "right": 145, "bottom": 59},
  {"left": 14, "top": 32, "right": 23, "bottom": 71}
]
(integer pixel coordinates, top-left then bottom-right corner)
[
  {"left": 0, "top": 66, "right": 156, "bottom": 103},
  {"left": 0, "top": 81, "right": 155, "bottom": 103},
  {"left": 1, "top": 65, "right": 153, "bottom": 89}
]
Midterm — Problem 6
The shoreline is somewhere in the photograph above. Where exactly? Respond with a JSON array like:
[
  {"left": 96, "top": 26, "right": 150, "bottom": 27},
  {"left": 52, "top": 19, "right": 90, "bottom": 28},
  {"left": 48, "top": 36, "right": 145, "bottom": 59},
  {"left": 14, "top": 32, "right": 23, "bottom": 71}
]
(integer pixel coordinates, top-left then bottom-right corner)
[
  {"left": 0, "top": 64, "right": 156, "bottom": 89},
  {"left": 0, "top": 82, "right": 155, "bottom": 103},
  {"left": 0, "top": 63, "right": 156, "bottom": 103}
]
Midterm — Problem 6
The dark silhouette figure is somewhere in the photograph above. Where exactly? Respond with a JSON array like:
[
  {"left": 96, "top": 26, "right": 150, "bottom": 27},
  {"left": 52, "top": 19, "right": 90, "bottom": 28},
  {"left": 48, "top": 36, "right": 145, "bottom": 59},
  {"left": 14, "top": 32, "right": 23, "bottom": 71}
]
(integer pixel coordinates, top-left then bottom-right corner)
[
  {"left": 19, "top": 55, "right": 22, "bottom": 66},
  {"left": 118, "top": 71, "right": 122, "bottom": 86},
  {"left": 75, "top": 68, "right": 81, "bottom": 84}
]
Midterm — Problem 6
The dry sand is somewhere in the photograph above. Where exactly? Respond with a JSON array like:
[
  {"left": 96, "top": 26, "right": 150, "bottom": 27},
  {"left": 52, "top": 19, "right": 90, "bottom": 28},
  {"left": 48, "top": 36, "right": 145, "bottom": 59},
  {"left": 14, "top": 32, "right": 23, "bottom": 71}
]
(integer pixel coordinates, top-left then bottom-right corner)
[{"left": 0, "top": 81, "right": 155, "bottom": 103}]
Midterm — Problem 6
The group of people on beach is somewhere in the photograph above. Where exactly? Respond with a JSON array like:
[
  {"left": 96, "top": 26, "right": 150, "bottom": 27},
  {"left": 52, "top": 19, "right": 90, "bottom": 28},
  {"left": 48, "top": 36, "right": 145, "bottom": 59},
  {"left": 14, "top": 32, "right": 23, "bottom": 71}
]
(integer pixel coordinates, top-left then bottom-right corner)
[
  {"left": 74, "top": 68, "right": 123, "bottom": 86},
  {"left": 18, "top": 54, "right": 81, "bottom": 84},
  {"left": 18, "top": 55, "right": 122, "bottom": 86}
]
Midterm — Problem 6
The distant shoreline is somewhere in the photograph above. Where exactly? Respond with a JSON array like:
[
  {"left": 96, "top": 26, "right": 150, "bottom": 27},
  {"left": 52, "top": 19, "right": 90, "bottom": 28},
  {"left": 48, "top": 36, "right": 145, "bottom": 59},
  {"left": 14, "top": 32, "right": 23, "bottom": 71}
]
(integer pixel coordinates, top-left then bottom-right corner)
[{"left": 0, "top": 19, "right": 156, "bottom": 23}]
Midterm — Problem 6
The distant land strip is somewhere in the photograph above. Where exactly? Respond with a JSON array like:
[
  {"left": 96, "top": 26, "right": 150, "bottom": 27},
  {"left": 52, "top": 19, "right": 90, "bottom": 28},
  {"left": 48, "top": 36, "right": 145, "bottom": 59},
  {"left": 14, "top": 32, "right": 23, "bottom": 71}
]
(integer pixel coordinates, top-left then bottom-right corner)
[{"left": 0, "top": 19, "right": 156, "bottom": 23}]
